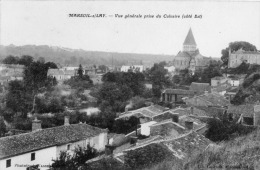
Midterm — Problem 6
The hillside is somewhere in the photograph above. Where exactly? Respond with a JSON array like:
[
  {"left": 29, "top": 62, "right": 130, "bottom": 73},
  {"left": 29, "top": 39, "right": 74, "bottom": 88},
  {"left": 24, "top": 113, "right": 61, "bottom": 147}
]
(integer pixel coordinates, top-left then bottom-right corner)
[
  {"left": 231, "top": 72, "right": 260, "bottom": 105},
  {"left": 0, "top": 45, "right": 174, "bottom": 66},
  {"left": 184, "top": 128, "right": 260, "bottom": 170}
]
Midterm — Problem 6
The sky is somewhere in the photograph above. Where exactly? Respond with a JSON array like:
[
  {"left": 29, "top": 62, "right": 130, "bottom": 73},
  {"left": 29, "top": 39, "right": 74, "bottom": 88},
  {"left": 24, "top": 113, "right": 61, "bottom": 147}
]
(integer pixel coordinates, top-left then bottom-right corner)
[{"left": 0, "top": 1, "right": 260, "bottom": 58}]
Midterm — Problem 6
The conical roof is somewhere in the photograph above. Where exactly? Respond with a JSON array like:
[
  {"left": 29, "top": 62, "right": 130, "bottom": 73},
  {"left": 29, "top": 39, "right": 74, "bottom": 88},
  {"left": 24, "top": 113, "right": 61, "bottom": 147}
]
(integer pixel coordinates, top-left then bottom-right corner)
[{"left": 183, "top": 28, "right": 197, "bottom": 45}]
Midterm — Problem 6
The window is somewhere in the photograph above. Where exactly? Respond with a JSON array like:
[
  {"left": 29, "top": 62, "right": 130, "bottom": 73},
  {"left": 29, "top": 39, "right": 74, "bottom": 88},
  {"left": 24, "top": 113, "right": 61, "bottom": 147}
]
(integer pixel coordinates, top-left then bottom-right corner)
[
  {"left": 6, "top": 159, "right": 11, "bottom": 168},
  {"left": 67, "top": 144, "right": 71, "bottom": 150},
  {"left": 31, "top": 153, "right": 35, "bottom": 161}
]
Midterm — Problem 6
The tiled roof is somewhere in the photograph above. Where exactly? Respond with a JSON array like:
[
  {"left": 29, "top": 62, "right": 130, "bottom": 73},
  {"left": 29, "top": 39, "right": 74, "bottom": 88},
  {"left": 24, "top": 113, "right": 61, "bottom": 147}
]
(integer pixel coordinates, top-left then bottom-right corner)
[
  {"left": 0, "top": 123, "right": 107, "bottom": 159},
  {"left": 190, "top": 82, "right": 211, "bottom": 93},
  {"left": 211, "top": 76, "right": 226, "bottom": 80},
  {"left": 48, "top": 69, "right": 65, "bottom": 75},
  {"left": 183, "top": 28, "right": 197, "bottom": 45},
  {"left": 162, "top": 132, "right": 210, "bottom": 159},
  {"left": 193, "top": 106, "right": 225, "bottom": 118},
  {"left": 175, "top": 51, "right": 191, "bottom": 59},
  {"left": 150, "top": 119, "right": 186, "bottom": 132},
  {"left": 162, "top": 89, "right": 195, "bottom": 95},
  {"left": 64, "top": 70, "right": 75, "bottom": 76},
  {"left": 178, "top": 115, "right": 206, "bottom": 131},
  {"left": 227, "top": 104, "right": 255, "bottom": 118},
  {"left": 125, "top": 131, "right": 211, "bottom": 160},
  {"left": 117, "top": 105, "right": 168, "bottom": 119},
  {"left": 196, "top": 93, "right": 230, "bottom": 107}
]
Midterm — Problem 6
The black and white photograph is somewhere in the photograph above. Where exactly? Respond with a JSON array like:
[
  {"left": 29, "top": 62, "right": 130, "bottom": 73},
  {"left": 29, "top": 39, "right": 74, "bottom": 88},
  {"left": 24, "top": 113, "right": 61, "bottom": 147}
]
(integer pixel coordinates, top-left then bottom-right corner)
[{"left": 0, "top": 0, "right": 260, "bottom": 169}]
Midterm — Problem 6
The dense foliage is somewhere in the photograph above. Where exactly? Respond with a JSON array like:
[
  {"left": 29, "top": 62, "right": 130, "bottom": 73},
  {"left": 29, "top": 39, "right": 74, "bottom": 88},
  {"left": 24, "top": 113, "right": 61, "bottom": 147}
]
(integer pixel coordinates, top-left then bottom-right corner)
[
  {"left": 205, "top": 113, "right": 255, "bottom": 142},
  {"left": 51, "top": 145, "right": 97, "bottom": 170},
  {"left": 173, "top": 62, "right": 222, "bottom": 85}
]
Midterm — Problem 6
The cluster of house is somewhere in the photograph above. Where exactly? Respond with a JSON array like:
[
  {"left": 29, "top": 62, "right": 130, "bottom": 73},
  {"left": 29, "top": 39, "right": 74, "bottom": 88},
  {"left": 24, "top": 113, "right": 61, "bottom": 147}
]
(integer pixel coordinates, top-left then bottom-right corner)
[
  {"left": 0, "top": 64, "right": 24, "bottom": 91},
  {"left": 161, "top": 74, "right": 245, "bottom": 105}
]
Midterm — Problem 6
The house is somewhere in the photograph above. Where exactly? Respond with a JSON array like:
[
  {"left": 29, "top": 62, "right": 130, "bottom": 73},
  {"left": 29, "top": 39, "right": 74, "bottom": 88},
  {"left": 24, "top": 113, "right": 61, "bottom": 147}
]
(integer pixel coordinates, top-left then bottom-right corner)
[
  {"left": 183, "top": 91, "right": 230, "bottom": 107},
  {"left": 228, "top": 48, "right": 260, "bottom": 68},
  {"left": 0, "top": 117, "right": 108, "bottom": 170},
  {"left": 116, "top": 105, "right": 169, "bottom": 121},
  {"left": 120, "top": 65, "right": 144, "bottom": 72},
  {"left": 227, "top": 104, "right": 260, "bottom": 126},
  {"left": 211, "top": 76, "right": 228, "bottom": 87},
  {"left": 119, "top": 131, "right": 211, "bottom": 168},
  {"left": 225, "top": 86, "right": 239, "bottom": 101},
  {"left": 190, "top": 82, "right": 211, "bottom": 95},
  {"left": 161, "top": 89, "right": 195, "bottom": 103},
  {"left": 47, "top": 69, "right": 75, "bottom": 81},
  {"left": 137, "top": 107, "right": 207, "bottom": 137},
  {"left": 227, "top": 75, "right": 245, "bottom": 87}
]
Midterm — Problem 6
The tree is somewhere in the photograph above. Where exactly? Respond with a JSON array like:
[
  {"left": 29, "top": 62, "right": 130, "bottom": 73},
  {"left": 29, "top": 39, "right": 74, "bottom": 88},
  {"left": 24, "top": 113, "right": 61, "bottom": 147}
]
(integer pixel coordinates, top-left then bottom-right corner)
[
  {"left": 77, "top": 64, "right": 83, "bottom": 78},
  {"left": 51, "top": 145, "right": 97, "bottom": 170},
  {"left": 0, "top": 116, "right": 6, "bottom": 137},
  {"left": 2, "top": 55, "right": 20, "bottom": 64},
  {"left": 45, "top": 62, "right": 58, "bottom": 69},
  {"left": 221, "top": 41, "right": 257, "bottom": 68},
  {"left": 19, "top": 55, "right": 34, "bottom": 66},
  {"left": 5, "top": 80, "right": 31, "bottom": 119},
  {"left": 147, "top": 63, "right": 172, "bottom": 98}
]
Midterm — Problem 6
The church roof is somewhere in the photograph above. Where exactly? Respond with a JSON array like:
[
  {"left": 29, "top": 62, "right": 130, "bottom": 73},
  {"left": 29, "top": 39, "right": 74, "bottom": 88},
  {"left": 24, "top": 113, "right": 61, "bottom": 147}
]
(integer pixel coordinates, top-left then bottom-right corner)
[
  {"left": 175, "top": 51, "right": 191, "bottom": 59},
  {"left": 183, "top": 28, "right": 197, "bottom": 46}
]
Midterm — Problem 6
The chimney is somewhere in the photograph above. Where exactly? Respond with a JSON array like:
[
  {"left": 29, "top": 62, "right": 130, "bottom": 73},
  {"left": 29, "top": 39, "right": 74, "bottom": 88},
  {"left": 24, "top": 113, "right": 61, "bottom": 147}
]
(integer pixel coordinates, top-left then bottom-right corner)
[
  {"left": 185, "top": 121, "right": 193, "bottom": 130},
  {"left": 64, "top": 116, "right": 70, "bottom": 126},
  {"left": 105, "top": 145, "right": 115, "bottom": 155},
  {"left": 130, "top": 136, "right": 138, "bottom": 145},
  {"left": 172, "top": 113, "right": 179, "bottom": 123},
  {"left": 254, "top": 105, "right": 260, "bottom": 126},
  {"left": 32, "top": 117, "right": 42, "bottom": 131}
]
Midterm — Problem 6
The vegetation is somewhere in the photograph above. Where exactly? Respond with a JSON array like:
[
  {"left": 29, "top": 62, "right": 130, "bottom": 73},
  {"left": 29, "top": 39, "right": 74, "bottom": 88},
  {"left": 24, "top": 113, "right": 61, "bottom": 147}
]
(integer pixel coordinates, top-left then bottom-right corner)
[
  {"left": 51, "top": 145, "right": 97, "bottom": 170},
  {"left": 185, "top": 128, "right": 260, "bottom": 170},
  {"left": 172, "top": 62, "right": 222, "bottom": 85},
  {"left": 231, "top": 72, "right": 260, "bottom": 105},
  {"left": 205, "top": 117, "right": 256, "bottom": 142},
  {"left": 145, "top": 62, "right": 172, "bottom": 99}
]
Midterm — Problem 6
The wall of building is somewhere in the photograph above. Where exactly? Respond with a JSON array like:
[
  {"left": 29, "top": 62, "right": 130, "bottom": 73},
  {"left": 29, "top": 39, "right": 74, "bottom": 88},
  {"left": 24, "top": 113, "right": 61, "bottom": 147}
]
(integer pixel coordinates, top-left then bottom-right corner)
[
  {"left": 56, "top": 133, "right": 107, "bottom": 156},
  {"left": 0, "top": 146, "right": 56, "bottom": 170},
  {"left": 228, "top": 53, "right": 260, "bottom": 68}
]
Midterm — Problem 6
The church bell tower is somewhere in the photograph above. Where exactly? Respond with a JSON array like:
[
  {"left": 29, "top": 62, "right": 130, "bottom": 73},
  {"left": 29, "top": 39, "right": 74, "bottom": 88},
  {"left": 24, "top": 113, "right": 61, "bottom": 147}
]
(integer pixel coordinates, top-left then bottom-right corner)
[{"left": 183, "top": 28, "right": 197, "bottom": 52}]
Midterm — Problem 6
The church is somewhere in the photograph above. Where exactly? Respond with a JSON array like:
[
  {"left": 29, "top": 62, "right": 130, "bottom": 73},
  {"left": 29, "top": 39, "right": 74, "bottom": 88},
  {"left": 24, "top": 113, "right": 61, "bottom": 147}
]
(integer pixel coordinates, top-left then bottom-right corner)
[{"left": 173, "top": 28, "right": 210, "bottom": 73}]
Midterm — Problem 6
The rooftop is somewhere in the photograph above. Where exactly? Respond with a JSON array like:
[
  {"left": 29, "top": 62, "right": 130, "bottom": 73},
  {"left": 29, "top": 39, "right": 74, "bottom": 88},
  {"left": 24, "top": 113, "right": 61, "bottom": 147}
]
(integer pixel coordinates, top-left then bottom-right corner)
[
  {"left": 0, "top": 123, "right": 107, "bottom": 159},
  {"left": 183, "top": 28, "right": 197, "bottom": 46},
  {"left": 193, "top": 92, "right": 230, "bottom": 107},
  {"left": 162, "top": 89, "right": 195, "bottom": 95},
  {"left": 227, "top": 104, "right": 255, "bottom": 118},
  {"left": 190, "top": 82, "right": 211, "bottom": 93},
  {"left": 117, "top": 105, "right": 168, "bottom": 119}
]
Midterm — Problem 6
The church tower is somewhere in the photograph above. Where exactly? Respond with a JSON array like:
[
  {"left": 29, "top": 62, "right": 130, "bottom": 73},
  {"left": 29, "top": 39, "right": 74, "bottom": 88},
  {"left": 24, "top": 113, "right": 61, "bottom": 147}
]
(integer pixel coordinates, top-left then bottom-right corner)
[{"left": 183, "top": 28, "right": 197, "bottom": 52}]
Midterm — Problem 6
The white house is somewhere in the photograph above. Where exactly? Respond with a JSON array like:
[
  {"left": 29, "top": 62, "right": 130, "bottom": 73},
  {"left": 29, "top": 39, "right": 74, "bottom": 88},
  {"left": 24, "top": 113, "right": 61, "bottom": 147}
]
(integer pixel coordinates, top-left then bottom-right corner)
[
  {"left": 0, "top": 117, "right": 108, "bottom": 170},
  {"left": 47, "top": 69, "right": 75, "bottom": 81},
  {"left": 120, "top": 65, "right": 144, "bottom": 72}
]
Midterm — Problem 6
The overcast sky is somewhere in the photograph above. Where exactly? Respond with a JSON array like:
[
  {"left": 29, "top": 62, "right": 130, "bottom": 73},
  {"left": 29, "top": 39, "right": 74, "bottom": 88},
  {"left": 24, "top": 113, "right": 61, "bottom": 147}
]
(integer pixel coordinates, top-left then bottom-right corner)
[{"left": 1, "top": 1, "right": 260, "bottom": 58}]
